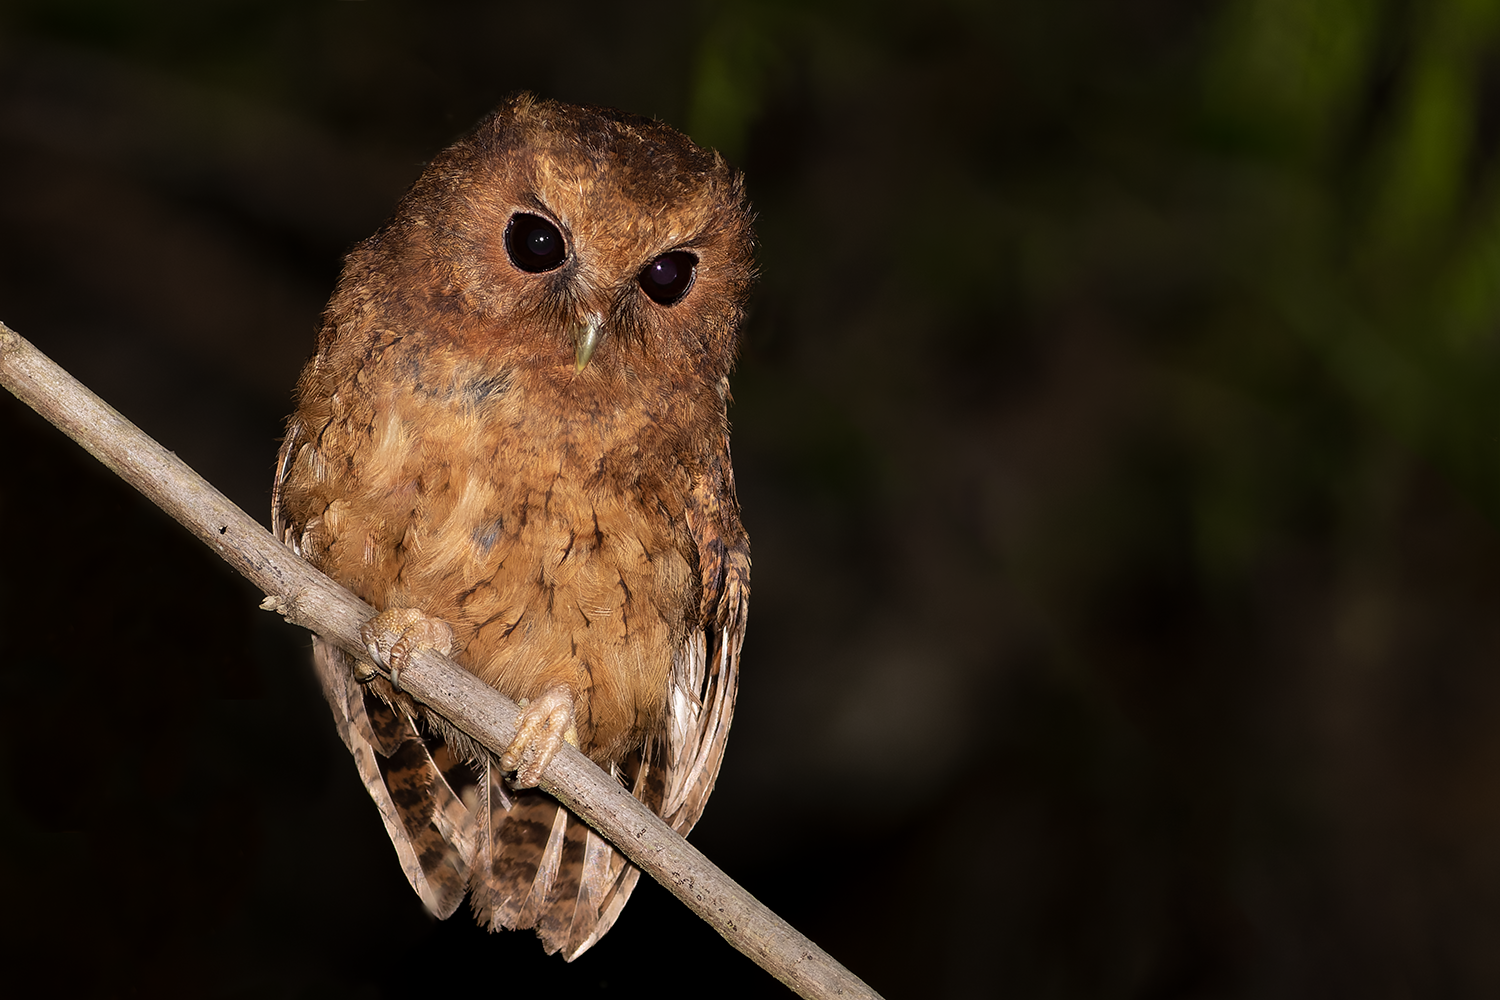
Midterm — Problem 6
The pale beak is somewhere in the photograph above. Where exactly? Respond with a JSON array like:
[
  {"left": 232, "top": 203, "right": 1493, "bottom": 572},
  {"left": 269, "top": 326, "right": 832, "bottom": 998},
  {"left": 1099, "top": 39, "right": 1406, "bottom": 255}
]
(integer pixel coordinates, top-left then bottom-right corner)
[{"left": 572, "top": 316, "right": 602, "bottom": 372}]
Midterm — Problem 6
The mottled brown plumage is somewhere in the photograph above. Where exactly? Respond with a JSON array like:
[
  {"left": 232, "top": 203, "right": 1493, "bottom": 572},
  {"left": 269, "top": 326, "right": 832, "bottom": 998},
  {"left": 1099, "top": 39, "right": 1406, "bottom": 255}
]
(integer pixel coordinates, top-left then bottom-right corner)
[{"left": 272, "top": 94, "right": 752, "bottom": 958}]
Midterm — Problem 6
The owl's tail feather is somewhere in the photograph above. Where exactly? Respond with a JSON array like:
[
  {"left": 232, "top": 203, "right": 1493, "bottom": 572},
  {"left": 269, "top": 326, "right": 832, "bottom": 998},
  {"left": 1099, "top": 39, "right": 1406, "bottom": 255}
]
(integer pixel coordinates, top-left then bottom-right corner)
[
  {"left": 320, "top": 638, "right": 695, "bottom": 960},
  {"left": 317, "top": 640, "right": 664, "bottom": 957},
  {"left": 547, "top": 747, "right": 669, "bottom": 958},
  {"left": 545, "top": 821, "right": 637, "bottom": 958},
  {"left": 470, "top": 756, "right": 550, "bottom": 929},
  {"left": 467, "top": 753, "right": 657, "bottom": 959}
]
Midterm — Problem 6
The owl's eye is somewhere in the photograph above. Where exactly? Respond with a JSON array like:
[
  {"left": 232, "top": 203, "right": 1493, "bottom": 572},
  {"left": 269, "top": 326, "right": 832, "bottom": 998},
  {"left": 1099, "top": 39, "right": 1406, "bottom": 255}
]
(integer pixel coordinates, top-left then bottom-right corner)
[
  {"left": 638, "top": 251, "right": 697, "bottom": 305},
  {"left": 504, "top": 213, "right": 567, "bottom": 272}
]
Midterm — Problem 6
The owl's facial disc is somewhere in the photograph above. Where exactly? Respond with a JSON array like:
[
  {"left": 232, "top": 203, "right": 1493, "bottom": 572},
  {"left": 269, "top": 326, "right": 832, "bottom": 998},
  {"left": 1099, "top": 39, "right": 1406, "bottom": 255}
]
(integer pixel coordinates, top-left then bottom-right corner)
[{"left": 572, "top": 313, "right": 603, "bottom": 371}]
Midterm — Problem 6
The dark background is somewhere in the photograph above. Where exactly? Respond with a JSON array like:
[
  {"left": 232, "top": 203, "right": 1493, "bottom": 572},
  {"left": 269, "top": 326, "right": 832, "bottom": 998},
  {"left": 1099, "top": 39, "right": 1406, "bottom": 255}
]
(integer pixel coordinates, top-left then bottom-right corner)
[{"left": 3, "top": 2, "right": 1500, "bottom": 997}]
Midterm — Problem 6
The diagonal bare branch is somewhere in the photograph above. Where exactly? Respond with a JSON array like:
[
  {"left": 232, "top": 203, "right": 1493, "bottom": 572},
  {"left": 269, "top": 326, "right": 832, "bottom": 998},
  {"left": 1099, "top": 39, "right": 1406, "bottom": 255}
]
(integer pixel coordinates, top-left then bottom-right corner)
[{"left": 0, "top": 320, "right": 882, "bottom": 1000}]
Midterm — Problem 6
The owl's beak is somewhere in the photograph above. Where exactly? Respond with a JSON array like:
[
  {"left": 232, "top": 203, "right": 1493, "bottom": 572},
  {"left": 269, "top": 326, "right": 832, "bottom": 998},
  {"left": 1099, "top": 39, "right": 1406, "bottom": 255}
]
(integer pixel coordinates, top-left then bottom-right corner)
[{"left": 572, "top": 316, "right": 602, "bottom": 372}]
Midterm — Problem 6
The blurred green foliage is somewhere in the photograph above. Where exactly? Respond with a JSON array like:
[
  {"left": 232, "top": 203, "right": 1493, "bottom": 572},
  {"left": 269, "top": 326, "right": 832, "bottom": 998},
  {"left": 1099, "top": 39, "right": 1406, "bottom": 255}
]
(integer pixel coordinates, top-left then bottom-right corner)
[{"left": 1201, "top": 0, "right": 1500, "bottom": 512}]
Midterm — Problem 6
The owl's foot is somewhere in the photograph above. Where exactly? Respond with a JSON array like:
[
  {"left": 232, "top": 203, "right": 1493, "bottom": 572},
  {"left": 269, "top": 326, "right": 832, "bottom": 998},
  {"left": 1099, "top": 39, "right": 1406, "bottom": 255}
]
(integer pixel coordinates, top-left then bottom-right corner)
[
  {"left": 359, "top": 608, "right": 454, "bottom": 691},
  {"left": 501, "top": 685, "right": 579, "bottom": 788}
]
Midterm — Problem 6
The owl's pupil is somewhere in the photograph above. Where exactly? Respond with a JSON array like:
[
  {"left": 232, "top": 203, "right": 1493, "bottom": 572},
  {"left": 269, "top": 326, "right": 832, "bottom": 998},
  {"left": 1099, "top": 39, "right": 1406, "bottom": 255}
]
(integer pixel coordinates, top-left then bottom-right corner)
[
  {"left": 504, "top": 213, "right": 567, "bottom": 273},
  {"left": 639, "top": 250, "right": 697, "bottom": 306},
  {"left": 650, "top": 257, "right": 678, "bottom": 285}
]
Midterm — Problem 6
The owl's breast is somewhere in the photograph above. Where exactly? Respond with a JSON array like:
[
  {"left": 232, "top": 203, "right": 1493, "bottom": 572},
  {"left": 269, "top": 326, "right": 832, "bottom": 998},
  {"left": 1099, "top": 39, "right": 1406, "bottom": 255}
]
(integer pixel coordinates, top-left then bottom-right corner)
[{"left": 287, "top": 348, "right": 700, "bottom": 760}]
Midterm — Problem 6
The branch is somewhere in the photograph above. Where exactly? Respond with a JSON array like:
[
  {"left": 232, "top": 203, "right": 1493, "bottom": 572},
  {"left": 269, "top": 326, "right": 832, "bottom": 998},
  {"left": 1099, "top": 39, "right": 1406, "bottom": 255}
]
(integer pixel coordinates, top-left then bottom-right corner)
[{"left": 0, "top": 321, "right": 881, "bottom": 1000}]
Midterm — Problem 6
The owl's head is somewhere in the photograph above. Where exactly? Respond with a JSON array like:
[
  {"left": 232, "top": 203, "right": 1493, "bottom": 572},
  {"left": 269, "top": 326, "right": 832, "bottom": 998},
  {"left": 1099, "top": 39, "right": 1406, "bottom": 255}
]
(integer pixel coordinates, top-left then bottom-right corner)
[{"left": 339, "top": 93, "right": 756, "bottom": 397}]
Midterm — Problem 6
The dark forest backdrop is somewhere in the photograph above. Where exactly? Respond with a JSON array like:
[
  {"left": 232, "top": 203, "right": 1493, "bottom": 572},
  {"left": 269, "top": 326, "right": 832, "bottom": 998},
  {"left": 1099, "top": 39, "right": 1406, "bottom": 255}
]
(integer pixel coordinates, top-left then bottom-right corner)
[{"left": 3, "top": 2, "right": 1500, "bottom": 997}]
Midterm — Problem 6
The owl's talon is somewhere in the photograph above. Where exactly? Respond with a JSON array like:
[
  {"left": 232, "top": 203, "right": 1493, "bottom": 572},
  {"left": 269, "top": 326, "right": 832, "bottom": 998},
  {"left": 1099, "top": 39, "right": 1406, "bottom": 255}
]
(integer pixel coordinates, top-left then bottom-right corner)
[
  {"left": 502, "top": 685, "right": 578, "bottom": 788},
  {"left": 359, "top": 608, "right": 454, "bottom": 692}
]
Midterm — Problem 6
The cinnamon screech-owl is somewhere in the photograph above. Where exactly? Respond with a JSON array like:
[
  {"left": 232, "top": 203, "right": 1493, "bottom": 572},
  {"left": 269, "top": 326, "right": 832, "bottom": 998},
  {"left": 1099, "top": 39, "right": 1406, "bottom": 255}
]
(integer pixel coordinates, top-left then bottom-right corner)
[{"left": 272, "top": 94, "right": 753, "bottom": 959}]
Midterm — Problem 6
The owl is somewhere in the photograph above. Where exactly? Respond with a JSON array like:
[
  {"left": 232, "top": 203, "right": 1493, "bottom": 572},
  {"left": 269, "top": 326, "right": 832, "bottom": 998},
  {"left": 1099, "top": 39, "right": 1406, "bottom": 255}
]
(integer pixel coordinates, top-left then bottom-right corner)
[{"left": 272, "top": 94, "right": 753, "bottom": 959}]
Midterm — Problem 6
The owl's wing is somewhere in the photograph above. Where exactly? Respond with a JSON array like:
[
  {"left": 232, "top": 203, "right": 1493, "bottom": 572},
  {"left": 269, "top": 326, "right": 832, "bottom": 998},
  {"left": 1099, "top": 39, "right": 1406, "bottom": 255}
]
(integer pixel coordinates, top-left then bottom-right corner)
[
  {"left": 275, "top": 424, "right": 476, "bottom": 918},
  {"left": 313, "top": 639, "right": 476, "bottom": 916},
  {"left": 654, "top": 580, "right": 746, "bottom": 833},
  {"left": 654, "top": 443, "right": 751, "bottom": 834}
]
